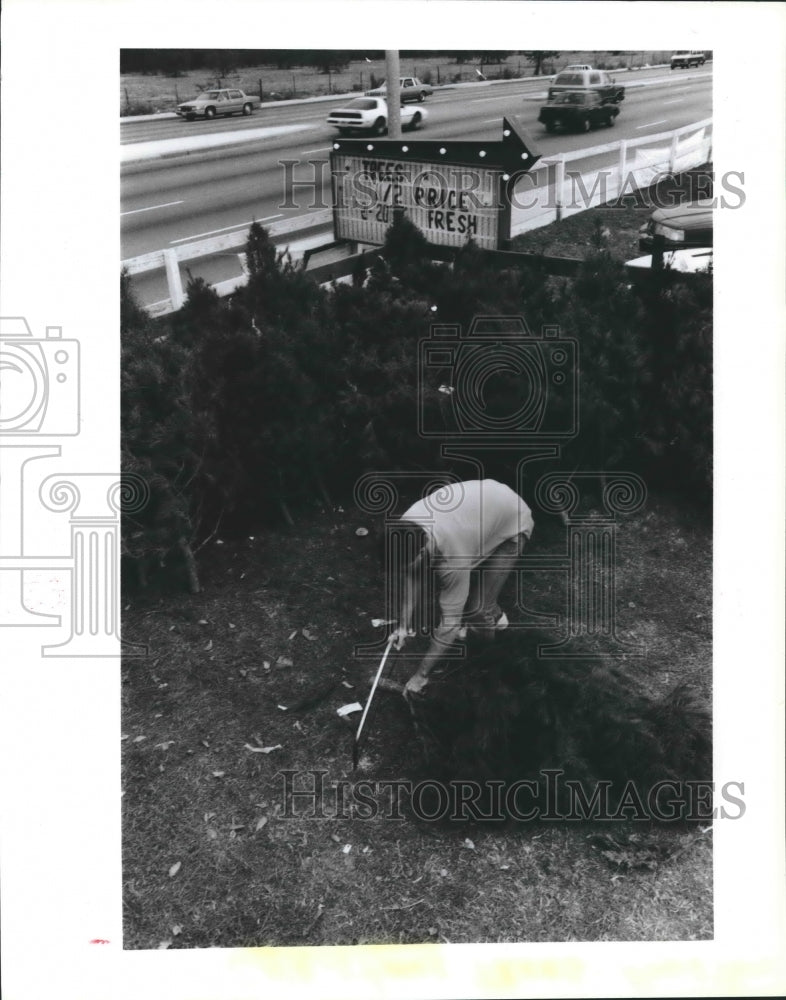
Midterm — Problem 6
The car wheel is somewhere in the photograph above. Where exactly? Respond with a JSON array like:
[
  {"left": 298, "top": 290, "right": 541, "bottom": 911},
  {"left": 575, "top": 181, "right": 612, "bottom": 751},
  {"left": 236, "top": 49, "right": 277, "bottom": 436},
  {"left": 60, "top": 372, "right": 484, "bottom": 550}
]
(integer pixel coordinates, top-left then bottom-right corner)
[
  {"left": 205, "top": 107, "right": 216, "bottom": 119},
  {"left": 607, "top": 112, "right": 615, "bottom": 127},
  {"left": 185, "top": 114, "right": 195, "bottom": 122},
  {"left": 411, "top": 111, "right": 422, "bottom": 130},
  {"left": 242, "top": 103, "right": 253, "bottom": 116},
  {"left": 417, "top": 91, "right": 426, "bottom": 102},
  {"left": 372, "top": 117, "right": 386, "bottom": 136}
]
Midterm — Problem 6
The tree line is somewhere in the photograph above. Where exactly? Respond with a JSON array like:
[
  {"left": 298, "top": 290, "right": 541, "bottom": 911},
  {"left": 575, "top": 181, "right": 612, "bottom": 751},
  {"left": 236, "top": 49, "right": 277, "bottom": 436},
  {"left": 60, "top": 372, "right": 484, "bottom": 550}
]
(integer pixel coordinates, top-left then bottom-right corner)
[{"left": 120, "top": 49, "right": 555, "bottom": 76}]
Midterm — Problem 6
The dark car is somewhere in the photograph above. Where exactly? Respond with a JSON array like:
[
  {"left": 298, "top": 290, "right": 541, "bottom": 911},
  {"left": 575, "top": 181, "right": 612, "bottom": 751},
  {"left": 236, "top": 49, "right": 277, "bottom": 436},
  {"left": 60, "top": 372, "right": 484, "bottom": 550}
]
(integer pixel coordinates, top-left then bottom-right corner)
[
  {"left": 638, "top": 199, "right": 713, "bottom": 269},
  {"left": 538, "top": 90, "right": 619, "bottom": 133},
  {"left": 670, "top": 51, "right": 706, "bottom": 69},
  {"left": 638, "top": 200, "right": 713, "bottom": 252}
]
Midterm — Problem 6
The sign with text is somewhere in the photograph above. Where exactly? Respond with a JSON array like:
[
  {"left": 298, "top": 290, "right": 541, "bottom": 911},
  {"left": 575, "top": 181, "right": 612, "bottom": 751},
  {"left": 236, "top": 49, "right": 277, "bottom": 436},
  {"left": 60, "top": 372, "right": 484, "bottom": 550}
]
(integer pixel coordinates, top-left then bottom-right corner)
[
  {"left": 330, "top": 116, "right": 540, "bottom": 251},
  {"left": 333, "top": 157, "right": 502, "bottom": 249}
]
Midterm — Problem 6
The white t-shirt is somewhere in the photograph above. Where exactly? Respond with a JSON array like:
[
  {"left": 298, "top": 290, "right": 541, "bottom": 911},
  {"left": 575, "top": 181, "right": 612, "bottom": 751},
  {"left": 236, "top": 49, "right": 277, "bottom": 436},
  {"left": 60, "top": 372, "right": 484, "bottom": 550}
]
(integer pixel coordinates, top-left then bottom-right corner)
[{"left": 402, "top": 479, "right": 534, "bottom": 624}]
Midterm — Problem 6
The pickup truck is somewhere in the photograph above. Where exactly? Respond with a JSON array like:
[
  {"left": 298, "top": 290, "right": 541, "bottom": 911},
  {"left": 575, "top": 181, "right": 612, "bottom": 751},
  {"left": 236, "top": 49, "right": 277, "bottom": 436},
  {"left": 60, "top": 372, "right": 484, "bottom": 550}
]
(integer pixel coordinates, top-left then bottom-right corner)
[
  {"left": 365, "top": 77, "right": 433, "bottom": 102},
  {"left": 176, "top": 89, "right": 260, "bottom": 120}
]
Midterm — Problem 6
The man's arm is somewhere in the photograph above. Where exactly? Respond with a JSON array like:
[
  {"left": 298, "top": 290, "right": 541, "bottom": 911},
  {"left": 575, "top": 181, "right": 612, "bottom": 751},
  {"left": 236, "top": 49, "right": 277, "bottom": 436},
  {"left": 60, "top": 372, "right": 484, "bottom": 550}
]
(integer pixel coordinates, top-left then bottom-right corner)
[{"left": 404, "top": 623, "right": 463, "bottom": 694}]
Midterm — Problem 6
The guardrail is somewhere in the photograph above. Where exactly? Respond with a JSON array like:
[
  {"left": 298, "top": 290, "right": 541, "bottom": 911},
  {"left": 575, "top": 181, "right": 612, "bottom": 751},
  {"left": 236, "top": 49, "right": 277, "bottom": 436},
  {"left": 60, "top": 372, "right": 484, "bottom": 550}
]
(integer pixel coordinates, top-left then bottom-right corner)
[
  {"left": 122, "top": 209, "right": 334, "bottom": 317},
  {"left": 122, "top": 118, "right": 712, "bottom": 316},
  {"left": 510, "top": 117, "right": 712, "bottom": 236}
]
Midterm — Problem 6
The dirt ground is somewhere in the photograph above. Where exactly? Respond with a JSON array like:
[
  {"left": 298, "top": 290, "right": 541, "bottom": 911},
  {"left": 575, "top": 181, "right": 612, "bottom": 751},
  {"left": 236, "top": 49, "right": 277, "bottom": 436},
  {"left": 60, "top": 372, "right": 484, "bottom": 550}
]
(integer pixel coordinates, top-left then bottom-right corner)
[{"left": 122, "top": 489, "right": 712, "bottom": 948}]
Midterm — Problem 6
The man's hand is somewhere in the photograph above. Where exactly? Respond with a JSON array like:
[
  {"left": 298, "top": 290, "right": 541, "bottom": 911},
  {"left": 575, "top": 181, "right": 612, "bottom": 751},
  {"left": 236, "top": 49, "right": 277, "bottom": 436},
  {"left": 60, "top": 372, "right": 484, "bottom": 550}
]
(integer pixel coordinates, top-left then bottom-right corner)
[
  {"left": 404, "top": 672, "right": 429, "bottom": 697},
  {"left": 390, "top": 627, "right": 412, "bottom": 651}
]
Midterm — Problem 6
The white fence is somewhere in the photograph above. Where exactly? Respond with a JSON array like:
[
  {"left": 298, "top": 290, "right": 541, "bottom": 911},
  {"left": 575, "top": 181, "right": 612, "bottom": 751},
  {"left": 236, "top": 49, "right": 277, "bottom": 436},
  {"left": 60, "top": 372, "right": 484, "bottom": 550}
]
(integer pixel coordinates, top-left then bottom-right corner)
[
  {"left": 122, "top": 118, "right": 712, "bottom": 316},
  {"left": 122, "top": 209, "right": 334, "bottom": 317},
  {"left": 510, "top": 117, "right": 712, "bottom": 235}
]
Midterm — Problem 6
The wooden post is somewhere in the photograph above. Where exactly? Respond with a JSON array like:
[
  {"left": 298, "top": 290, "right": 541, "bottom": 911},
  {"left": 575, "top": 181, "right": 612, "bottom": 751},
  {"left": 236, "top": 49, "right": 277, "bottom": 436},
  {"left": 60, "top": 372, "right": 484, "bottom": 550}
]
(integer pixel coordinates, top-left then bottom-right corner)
[
  {"left": 668, "top": 132, "right": 679, "bottom": 175},
  {"left": 618, "top": 139, "right": 628, "bottom": 199},
  {"left": 498, "top": 172, "right": 514, "bottom": 249},
  {"left": 652, "top": 234, "right": 666, "bottom": 270},
  {"left": 163, "top": 249, "right": 185, "bottom": 311},
  {"left": 554, "top": 155, "right": 565, "bottom": 222}
]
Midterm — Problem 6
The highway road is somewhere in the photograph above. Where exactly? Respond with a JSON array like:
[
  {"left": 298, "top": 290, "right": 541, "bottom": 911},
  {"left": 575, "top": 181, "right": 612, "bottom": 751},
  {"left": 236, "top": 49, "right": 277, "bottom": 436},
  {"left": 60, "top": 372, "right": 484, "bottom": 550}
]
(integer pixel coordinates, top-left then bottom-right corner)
[{"left": 121, "top": 68, "right": 712, "bottom": 308}]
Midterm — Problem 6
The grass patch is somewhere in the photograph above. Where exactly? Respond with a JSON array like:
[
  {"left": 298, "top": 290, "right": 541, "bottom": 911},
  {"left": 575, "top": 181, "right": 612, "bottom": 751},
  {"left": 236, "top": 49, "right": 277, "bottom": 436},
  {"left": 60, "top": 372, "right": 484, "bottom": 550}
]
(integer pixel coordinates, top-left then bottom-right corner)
[
  {"left": 123, "top": 492, "right": 712, "bottom": 948},
  {"left": 510, "top": 167, "right": 713, "bottom": 264}
]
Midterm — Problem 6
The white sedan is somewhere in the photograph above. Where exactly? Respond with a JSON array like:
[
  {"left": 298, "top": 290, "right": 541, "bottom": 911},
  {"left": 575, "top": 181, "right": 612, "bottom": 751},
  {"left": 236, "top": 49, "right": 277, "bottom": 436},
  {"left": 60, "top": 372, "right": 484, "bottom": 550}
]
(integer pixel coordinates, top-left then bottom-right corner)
[{"left": 326, "top": 97, "right": 427, "bottom": 136}]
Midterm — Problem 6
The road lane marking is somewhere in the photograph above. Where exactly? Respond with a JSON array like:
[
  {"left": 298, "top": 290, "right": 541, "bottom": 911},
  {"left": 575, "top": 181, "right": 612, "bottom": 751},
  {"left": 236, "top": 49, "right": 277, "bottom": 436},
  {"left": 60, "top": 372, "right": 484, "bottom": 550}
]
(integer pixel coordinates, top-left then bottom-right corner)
[
  {"left": 300, "top": 147, "right": 331, "bottom": 155},
  {"left": 663, "top": 99, "right": 684, "bottom": 105},
  {"left": 636, "top": 120, "right": 668, "bottom": 129},
  {"left": 169, "top": 215, "right": 283, "bottom": 244},
  {"left": 470, "top": 95, "right": 529, "bottom": 103},
  {"left": 121, "top": 200, "right": 184, "bottom": 216}
]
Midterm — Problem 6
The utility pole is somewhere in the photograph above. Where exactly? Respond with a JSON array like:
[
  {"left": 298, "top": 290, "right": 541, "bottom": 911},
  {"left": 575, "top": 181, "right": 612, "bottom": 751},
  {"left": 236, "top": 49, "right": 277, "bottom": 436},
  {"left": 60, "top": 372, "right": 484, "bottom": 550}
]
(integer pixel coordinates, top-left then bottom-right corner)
[{"left": 385, "top": 49, "right": 401, "bottom": 138}]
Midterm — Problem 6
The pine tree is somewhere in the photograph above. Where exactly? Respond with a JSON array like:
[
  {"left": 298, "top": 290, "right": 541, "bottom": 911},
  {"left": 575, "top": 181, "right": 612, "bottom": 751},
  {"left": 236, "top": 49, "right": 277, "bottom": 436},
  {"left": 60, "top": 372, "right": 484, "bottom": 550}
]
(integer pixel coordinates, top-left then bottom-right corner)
[{"left": 121, "top": 272, "right": 207, "bottom": 590}]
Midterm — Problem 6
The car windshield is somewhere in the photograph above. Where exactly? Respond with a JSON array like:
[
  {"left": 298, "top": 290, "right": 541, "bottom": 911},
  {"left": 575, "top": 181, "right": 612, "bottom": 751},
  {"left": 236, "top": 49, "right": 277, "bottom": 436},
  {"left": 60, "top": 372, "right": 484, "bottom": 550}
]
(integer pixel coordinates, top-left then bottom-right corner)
[{"left": 345, "top": 98, "right": 377, "bottom": 109}]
